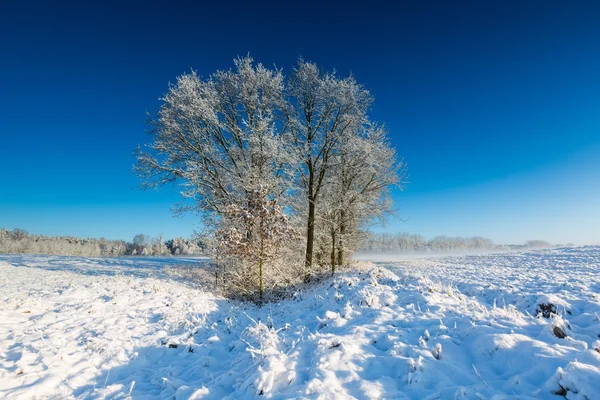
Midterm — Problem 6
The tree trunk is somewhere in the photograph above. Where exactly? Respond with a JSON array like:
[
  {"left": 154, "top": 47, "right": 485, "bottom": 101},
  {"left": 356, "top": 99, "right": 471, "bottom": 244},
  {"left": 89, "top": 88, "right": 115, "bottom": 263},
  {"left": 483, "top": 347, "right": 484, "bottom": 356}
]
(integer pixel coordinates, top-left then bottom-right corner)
[
  {"left": 331, "top": 229, "right": 336, "bottom": 275},
  {"left": 259, "top": 237, "right": 264, "bottom": 300},
  {"left": 338, "top": 216, "right": 346, "bottom": 266},
  {"left": 259, "top": 257, "right": 263, "bottom": 300},
  {"left": 215, "top": 248, "right": 219, "bottom": 289},
  {"left": 305, "top": 190, "right": 316, "bottom": 280}
]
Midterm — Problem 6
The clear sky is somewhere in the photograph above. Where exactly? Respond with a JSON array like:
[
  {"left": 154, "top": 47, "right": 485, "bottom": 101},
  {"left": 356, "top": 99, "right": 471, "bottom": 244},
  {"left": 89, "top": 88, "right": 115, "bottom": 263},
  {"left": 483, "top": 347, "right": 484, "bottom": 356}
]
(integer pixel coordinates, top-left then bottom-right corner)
[{"left": 1, "top": 0, "right": 599, "bottom": 245}]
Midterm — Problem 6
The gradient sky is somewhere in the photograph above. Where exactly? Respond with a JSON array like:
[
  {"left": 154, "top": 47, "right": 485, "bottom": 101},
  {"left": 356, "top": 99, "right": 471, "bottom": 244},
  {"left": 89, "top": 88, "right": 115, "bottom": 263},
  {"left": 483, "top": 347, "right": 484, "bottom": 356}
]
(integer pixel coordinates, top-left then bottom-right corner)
[{"left": 1, "top": 0, "right": 599, "bottom": 244}]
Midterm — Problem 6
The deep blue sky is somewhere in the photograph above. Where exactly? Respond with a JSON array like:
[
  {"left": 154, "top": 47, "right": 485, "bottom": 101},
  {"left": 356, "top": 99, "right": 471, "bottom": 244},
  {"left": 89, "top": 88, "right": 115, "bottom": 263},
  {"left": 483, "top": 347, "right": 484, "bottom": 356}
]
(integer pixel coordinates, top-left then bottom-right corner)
[{"left": 1, "top": 0, "right": 599, "bottom": 244}]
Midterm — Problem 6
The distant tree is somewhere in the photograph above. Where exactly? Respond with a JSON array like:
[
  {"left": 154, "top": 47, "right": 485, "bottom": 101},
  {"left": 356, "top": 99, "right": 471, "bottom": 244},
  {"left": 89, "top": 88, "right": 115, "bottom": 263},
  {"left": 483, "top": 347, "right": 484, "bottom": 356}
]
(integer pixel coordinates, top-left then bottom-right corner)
[
  {"left": 132, "top": 233, "right": 150, "bottom": 254},
  {"left": 11, "top": 228, "right": 28, "bottom": 241},
  {"left": 0, "top": 228, "right": 130, "bottom": 257},
  {"left": 152, "top": 234, "right": 167, "bottom": 255},
  {"left": 525, "top": 240, "right": 552, "bottom": 249},
  {"left": 360, "top": 233, "right": 498, "bottom": 253},
  {"left": 166, "top": 237, "right": 202, "bottom": 255}
]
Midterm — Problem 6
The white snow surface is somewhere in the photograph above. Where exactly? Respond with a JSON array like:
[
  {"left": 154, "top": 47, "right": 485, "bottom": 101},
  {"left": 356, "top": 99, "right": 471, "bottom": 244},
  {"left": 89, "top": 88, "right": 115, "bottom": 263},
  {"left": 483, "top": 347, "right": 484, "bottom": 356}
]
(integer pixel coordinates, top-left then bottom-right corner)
[{"left": 1, "top": 247, "right": 599, "bottom": 399}]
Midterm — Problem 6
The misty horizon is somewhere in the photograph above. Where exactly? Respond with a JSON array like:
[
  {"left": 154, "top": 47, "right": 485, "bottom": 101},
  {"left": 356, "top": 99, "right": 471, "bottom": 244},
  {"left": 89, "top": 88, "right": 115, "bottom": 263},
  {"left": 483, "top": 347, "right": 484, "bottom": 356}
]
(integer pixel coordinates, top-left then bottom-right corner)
[{"left": 0, "top": 226, "right": 586, "bottom": 248}]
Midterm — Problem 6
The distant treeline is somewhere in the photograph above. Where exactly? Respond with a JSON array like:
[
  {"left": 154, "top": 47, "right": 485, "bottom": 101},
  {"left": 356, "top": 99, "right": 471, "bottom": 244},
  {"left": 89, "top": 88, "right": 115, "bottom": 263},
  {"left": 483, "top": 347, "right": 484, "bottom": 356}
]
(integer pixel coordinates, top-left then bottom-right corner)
[
  {"left": 0, "top": 228, "right": 558, "bottom": 258},
  {"left": 0, "top": 228, "right": 205, "bottom": 257},
  {"left": 359, "top": 233, "right": 555, "bottom": 253}
]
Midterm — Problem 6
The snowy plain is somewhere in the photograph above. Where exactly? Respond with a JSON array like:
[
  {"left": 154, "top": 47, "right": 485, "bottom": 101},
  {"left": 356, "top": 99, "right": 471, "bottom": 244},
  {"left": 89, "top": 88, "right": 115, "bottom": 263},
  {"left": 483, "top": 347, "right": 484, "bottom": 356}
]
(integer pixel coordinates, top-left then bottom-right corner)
[{"left": 0, "top": 247, "right": 599, "bottom": 399}]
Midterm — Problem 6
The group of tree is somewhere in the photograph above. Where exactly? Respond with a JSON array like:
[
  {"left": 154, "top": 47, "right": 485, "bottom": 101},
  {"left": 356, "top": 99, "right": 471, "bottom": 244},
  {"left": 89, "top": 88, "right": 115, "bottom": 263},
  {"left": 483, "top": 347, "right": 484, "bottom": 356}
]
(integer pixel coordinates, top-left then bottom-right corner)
[
  {"left": 131, "top": 233, "right": 204, "bottom": 256},
  {"left": 0, "top": 228, "right": 204, "bottom": 257},
  {"left": 511, "top": 240, "right": 555, "bottom": 250},
  {"left": 360, "top": 233, "right": 496, "bottom": 253},
  {"left": 359, "top": 233, "right": 555, "bottom": 253},
  {"left": 135, "top": 56, "right": 405, "bottom": 300}
]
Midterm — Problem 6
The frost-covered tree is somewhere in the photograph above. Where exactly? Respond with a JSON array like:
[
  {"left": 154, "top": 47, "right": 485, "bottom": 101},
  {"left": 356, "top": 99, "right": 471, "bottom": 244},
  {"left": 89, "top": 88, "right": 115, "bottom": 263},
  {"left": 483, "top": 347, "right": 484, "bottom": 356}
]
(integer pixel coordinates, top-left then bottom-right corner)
[
  {"left": 132, "top": 233, "right": 151, "bottom": 255},
  {"left": 216, "top": 186, "right": 297, "bottom": 300},
  {"left": 152, "top": 235, "right": 168, "bottom": 255},
  {"left": 286, "top": 60, "right": 373, "bottom": 274},
  {"left": 0, "top": 228, "right": 129, "bottom": 256},
  {"left": 135, "top": 56, "right": 405, "bottom": 296},
  {"left": 319, "top": 124, "right": 404, "bottom": 273},
  {"left": 135, "top": 56, "right": 293, "bottom": 221},
  {"left": 166, "top": 237, "right": 203, "bottom": 255}
]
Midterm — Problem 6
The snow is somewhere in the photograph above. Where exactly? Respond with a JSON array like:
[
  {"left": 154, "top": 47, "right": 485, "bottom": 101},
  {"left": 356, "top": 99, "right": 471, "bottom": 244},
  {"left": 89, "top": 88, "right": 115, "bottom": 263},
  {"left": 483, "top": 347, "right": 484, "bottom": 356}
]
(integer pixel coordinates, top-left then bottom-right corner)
[{"left": 1, "top": 247, "right": 599, "bottom": 399}]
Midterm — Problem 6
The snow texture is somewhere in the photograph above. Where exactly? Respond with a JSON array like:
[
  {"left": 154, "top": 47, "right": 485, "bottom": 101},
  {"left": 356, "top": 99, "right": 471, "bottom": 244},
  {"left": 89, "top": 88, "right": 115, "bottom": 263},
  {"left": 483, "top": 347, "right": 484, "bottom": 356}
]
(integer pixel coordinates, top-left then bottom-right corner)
[{"left": 1, "top": 247, "right": 599, "bottom": 399}]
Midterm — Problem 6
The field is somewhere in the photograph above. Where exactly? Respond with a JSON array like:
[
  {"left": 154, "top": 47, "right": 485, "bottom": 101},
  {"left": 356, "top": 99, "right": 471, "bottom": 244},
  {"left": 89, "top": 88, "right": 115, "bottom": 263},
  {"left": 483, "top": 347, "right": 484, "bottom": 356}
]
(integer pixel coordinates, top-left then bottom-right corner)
[{"left": 1, "top": 248, "right": 599, "bottom": 399}]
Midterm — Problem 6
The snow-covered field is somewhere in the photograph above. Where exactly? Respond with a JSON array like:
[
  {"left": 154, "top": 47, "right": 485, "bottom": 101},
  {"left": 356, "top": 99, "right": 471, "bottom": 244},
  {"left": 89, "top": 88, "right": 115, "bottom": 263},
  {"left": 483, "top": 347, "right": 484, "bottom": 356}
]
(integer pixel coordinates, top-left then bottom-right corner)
[{"left": 1, "top": 248, "right": 599, "bottom": 399}]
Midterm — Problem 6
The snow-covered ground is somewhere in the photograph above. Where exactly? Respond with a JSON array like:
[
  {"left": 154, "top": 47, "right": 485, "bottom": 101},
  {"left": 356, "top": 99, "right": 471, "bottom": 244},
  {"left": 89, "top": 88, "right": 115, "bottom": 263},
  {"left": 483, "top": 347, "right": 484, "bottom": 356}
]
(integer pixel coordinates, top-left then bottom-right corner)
[{"left": 1, "top": 248, "right": 599, "bottom": 399}]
